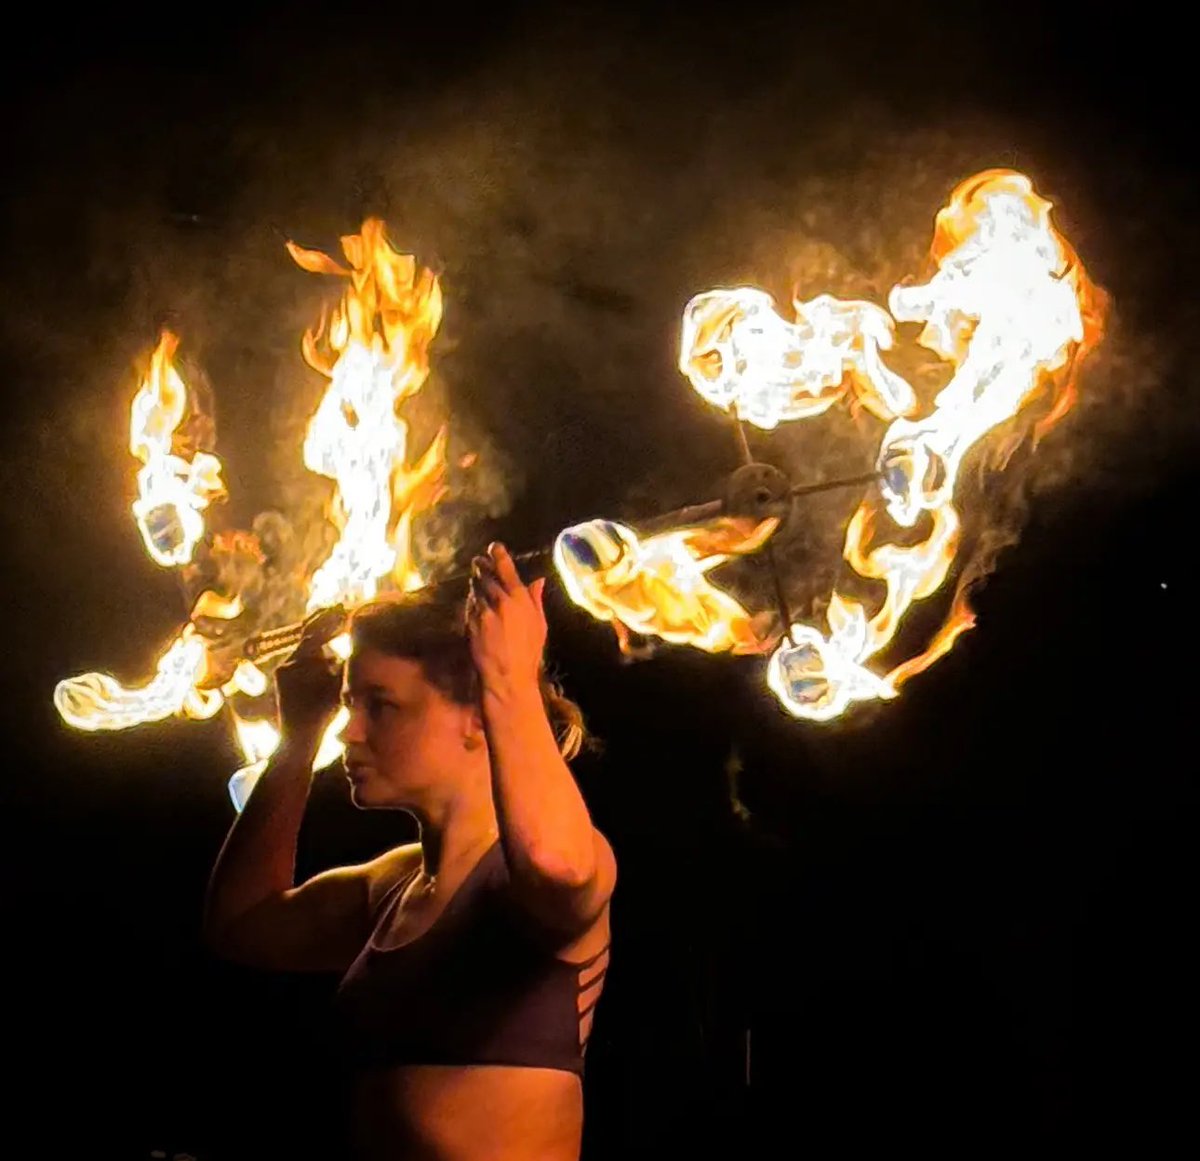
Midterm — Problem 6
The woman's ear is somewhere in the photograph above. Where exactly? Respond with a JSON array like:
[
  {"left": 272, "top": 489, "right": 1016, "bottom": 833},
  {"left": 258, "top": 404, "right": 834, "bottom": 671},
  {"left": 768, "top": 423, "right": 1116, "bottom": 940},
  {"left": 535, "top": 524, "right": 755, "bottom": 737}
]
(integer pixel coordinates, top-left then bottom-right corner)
[{"left": 463, "top": 706, "right": 487, "bottom": 751}]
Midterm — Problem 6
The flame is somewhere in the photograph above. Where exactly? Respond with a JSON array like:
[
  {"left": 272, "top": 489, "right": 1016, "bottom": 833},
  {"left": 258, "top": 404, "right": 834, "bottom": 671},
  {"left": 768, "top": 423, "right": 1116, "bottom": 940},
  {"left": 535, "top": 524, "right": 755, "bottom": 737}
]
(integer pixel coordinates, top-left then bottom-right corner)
[
  {"left": 129, "top": 332, "right": 226, "bottom": 567},
  {"left": 54, "top": 625, "right": 220, "bottom": 730},
  {"left": 58, "top": 333, "right": 239, "bottom": 733},
  {"left": 288, "top": 218, "right": 447, "bottom": 609},
  {"left": 52, "top": 586, "right": 243, "bottom": 730},
  {"left": 57, "top": 220, "right": 456, "bottom": 809},
  {"left": 554, "top": 516, "right": 778, "bottom": 655},
  {"left": 221, "top": 657, "right": 269, "bottom": 698},
  {"left": 567, "top": 169, "right": 1105, "bottom": 720},
  {"left": 226, "top": 707, "right": 349, "bottom": 811},
  {"left": 769, "top": 170, "right": 1106, "bottom": 719},
  {"left": 680, "top": 289, "right": 916, "bottom": 429}
]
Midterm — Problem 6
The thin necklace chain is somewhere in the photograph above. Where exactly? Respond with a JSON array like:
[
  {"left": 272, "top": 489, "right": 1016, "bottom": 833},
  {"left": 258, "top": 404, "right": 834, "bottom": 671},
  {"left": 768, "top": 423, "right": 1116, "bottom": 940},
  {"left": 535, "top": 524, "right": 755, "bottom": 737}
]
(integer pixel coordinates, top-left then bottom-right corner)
[{"left": 421, "top": 828, "right": 499, "bottom": 894}]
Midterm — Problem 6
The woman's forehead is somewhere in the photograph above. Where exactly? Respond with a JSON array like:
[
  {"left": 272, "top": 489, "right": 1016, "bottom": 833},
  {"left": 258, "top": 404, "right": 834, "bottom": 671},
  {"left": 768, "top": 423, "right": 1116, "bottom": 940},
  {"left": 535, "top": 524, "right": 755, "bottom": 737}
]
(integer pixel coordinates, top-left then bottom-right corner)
[{"left": 345, "top": 649, "right": 427, "bottom": 692}]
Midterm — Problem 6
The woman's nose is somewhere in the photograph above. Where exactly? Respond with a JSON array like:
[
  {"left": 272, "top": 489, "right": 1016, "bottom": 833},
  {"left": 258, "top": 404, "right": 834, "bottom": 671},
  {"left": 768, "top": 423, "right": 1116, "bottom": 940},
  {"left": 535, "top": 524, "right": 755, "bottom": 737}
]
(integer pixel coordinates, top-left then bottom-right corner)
[{"left": 340, "top": 706, "right": 367, "bottom": 745}]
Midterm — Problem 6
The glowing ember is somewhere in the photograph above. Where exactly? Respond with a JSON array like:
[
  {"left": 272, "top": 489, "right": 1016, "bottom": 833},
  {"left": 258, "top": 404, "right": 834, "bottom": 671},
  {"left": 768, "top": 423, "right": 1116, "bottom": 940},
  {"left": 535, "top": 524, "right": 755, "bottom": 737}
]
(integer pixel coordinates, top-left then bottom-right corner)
[
  {"left": 680, "top": 288, "right": 916, "bottom": 428},
  {"left": 554, "top": 516, "right": 777, "bottom": 655}
]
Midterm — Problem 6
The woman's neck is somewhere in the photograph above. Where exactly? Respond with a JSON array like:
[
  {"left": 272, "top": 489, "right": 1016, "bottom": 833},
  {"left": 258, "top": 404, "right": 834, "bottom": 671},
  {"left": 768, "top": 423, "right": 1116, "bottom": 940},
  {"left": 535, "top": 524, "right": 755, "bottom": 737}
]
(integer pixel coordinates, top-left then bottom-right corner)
[{"left": 418, "top": 815, "right": 500, "bottom": 885}]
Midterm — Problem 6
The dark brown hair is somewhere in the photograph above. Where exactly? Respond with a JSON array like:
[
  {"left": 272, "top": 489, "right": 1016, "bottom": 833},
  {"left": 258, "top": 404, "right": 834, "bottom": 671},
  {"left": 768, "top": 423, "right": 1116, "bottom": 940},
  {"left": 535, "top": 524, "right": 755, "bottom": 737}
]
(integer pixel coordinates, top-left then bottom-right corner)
[{"left": 349, "top": 593, "right": 587, "bottom": 760}]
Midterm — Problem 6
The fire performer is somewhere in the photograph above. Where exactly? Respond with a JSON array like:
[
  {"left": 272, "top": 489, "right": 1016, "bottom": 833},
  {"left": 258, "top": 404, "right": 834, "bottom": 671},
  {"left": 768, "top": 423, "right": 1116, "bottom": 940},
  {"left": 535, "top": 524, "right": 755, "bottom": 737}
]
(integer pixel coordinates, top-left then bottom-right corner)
[{"left": 204, "top": 542, "right": 616, "bottom": 1161}]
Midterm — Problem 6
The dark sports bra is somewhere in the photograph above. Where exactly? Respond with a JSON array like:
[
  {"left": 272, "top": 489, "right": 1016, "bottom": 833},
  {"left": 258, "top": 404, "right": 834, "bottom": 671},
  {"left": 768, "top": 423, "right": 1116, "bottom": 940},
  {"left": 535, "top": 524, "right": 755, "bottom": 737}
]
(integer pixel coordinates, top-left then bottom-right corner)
[{"left": 335, "top": 840, "right": 609, "bottom": 1076}]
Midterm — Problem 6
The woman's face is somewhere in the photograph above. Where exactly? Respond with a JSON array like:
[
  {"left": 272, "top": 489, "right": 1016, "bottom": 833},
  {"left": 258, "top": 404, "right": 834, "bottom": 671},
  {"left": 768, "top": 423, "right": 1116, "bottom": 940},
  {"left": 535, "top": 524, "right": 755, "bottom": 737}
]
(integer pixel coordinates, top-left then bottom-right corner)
[{"left": 339, "top": 647, "right": 476, "bottom": 808}]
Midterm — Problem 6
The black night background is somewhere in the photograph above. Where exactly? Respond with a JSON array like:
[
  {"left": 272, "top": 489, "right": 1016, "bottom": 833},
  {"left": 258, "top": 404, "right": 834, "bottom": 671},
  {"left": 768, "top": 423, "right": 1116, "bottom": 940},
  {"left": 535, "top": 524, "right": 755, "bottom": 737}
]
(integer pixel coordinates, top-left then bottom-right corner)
[{"left": 2, "top": 3, "right": 1195, "bottom": 1157}]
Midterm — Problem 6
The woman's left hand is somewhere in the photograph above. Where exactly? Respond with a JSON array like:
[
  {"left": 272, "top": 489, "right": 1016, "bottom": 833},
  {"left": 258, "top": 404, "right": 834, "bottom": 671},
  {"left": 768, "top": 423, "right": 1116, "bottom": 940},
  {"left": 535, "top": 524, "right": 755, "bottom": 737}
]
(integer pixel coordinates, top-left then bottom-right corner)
[{"left": 466, "top": 543, "right": 548, "bottom": 697}]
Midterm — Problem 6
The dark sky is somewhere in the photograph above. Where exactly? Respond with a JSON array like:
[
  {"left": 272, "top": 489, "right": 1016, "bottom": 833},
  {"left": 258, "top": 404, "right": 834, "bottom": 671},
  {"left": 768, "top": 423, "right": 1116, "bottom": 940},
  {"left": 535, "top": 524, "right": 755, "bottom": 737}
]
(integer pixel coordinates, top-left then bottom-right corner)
[{"left": 3, "top": 3, "right": 1196, "bottom": 1158}]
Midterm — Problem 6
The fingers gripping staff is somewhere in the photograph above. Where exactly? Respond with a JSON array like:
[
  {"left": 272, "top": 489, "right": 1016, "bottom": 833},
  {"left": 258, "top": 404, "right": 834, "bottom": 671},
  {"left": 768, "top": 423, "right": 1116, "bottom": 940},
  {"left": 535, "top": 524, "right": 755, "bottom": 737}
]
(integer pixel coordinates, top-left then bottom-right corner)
[
  {"left": 466, "top": 544, "right": 549, "bottom": 697},
  {"left": 275, "top": 606, "right": 348, "bottom": 740},
  {"left": 226, "top": 606, "right": 348, "bottom": 812}
]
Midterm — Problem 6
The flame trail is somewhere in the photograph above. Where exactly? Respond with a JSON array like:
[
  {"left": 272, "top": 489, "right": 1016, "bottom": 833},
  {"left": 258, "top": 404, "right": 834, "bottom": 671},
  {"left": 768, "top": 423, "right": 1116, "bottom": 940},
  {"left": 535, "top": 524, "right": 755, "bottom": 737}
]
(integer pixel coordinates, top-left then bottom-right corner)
[
  {"left": 232, "top": 220, "right": 448, "bottom": 798},
  {"left": 553, "top": 516, "right": 778, "bottom": 656},
  {"left": 769, "top": 170, "right": 1106, "bottom": 719},
  {"left": 288, "top": 217, "right": 446, "bottom": 608},
  {"left": 563, "top": 170, "right": 1105, "bottom": 722},
  {"left": 680, "top": 288, "right": 916, "bottom": 428},
  {"left": 55, "top": 223, "right": 454, "bottom": 807},
  {"left": 53, "top": 336, "right": 251, "bottom": 730}
]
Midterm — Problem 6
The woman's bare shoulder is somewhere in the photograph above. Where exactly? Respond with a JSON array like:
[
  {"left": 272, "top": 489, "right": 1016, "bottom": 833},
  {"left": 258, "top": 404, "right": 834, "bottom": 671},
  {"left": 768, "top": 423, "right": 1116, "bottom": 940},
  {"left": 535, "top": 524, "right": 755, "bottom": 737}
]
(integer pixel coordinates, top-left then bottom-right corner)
[{"left": 363, "top": 842, "right": 423, "bottom": 912}]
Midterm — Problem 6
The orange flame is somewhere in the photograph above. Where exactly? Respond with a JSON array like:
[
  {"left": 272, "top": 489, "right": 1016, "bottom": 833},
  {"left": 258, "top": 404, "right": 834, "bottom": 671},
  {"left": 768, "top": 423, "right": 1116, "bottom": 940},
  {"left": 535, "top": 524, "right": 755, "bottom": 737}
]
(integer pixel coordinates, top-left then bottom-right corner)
[
  {"left": 53, "top": 591, "right": 249, "bottom": 729},
  {"left": 57, "top": 221, "right": 456, "bottom": 807},
  {"left": 567, "top": 170, "right": 1105, "bottom": 720},
  {"left": 554, "top": 516, "right": 778, "bottom": 655},
  {"left": 129, "top": 331, "right": 226, "bottom": 567},
  {"left": 287, "top": 218, "right": 446, "bottom": 608},
  {"left": 769, "top": 170, "right": 1106, "bottom": 719},
  {"left": 680, "top": 289, "right": 917, "bottom": 428},
  {"left": 55, "top": 331, "right": 238, "bottom": 732}
]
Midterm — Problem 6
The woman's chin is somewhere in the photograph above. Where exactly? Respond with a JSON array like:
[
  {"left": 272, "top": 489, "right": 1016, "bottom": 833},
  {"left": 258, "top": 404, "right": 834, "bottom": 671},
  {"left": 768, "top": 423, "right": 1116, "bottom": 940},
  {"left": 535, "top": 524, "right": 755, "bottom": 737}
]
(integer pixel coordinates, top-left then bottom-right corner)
[
  {"left": 349, "top": 778, "right": 403, "bottom": 810},
  {"left": 347, "top": 768, "right": 413, "bottom": 810}
]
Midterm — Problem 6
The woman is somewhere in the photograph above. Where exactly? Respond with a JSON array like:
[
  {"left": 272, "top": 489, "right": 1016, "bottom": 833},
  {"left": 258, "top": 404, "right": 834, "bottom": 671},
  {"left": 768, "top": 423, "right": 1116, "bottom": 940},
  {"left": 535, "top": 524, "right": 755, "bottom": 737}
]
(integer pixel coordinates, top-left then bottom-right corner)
[{"left": 204, "top": 543, "right": 617, "bottom": 1160}]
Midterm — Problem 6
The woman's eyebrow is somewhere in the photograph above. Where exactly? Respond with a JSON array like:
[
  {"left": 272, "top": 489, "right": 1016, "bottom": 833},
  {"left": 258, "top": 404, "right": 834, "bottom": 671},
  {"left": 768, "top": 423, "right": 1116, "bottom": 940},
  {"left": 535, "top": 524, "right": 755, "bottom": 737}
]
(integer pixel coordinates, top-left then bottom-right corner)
[{"left": 344, "top": 682, "right": 394, "bottom": 697}]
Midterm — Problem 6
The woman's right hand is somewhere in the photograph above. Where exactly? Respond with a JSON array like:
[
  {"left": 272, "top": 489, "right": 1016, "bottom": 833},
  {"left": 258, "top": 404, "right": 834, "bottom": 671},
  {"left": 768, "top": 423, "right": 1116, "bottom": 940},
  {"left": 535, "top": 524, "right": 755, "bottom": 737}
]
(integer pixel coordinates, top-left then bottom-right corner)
[{"left": 274, "top": 606, "right": 346, "bottom": 745}]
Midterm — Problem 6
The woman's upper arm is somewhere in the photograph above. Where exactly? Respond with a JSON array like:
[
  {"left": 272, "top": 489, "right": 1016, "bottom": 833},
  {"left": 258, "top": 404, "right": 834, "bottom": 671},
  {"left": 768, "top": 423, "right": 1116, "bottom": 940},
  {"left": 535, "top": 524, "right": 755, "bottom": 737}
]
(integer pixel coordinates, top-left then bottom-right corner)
[
  {"left": 213, "top": 844, "right": 420, "bottom": 973},
  {"left": 505, "top": 828, "right": 618, "bottom": 944}
]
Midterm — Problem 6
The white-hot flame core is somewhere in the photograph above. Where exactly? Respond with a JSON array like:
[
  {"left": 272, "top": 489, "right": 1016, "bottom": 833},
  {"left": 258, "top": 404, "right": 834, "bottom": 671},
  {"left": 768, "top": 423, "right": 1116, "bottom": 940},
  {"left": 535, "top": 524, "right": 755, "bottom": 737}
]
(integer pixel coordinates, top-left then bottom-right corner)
[
  {"left": 767, "top": 618, "right": 895, "bottom": 721},
  {"left": 132, "top": 452, "right": 225, "bottom": 568},
  {"left": 879, "top": 185, "right": 1085, "bottom": 528},
  {"left": 304, "top": 343, "right": 411, "bottom": 611},
  {"left": 679, "top": 288, "right": 916, "bottom": 429},
  {"left": 54, "top": 630, "right": 217, "bottom": 730},
  {"left": 766, "top": 172, "right": 1100, "bottom": 720},
  {"left": 57, "top": 223, "right": 452, "bottom": 812},
  {"left": 128, "top": 333, "right": 226, "bottom": 567},
  {"left": 553, "top": 516, "right": 776, "bottom": 655},
  {"left": 221, "top": 659, "right": 269, "bottom": 698},
  {"left": 231, "top": 714, "right": 282, "bottom": 767},
  {"left": 227, "top": 706, "right": 348, "bottom": 811}
]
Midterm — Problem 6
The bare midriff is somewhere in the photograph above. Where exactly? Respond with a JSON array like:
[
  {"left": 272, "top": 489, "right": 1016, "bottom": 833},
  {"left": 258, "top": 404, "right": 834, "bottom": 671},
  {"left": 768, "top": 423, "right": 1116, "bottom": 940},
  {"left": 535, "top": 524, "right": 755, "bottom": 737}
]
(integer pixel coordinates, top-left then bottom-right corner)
[{"left": 349, "top": 1063, "right": 583, "bottom": 1161}]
